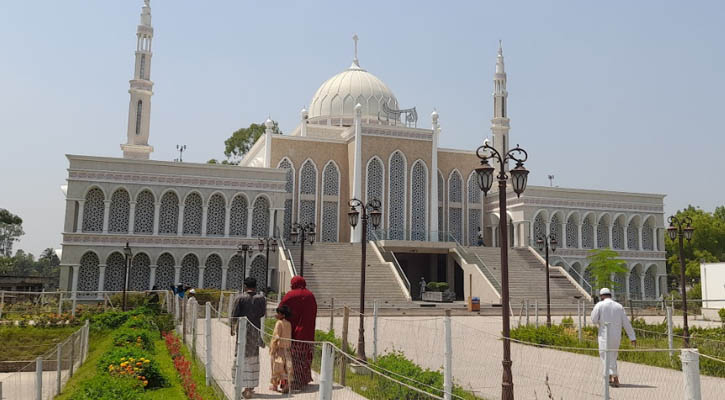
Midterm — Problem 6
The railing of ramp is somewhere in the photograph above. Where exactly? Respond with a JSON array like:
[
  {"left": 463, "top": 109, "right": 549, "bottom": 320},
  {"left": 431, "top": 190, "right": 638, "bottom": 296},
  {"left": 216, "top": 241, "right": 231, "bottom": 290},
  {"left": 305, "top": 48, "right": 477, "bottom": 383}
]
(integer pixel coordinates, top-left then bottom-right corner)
[
  {"left": 445, "top": 233, "right": 502, "bottom": 295},
  {"left": 371, "top": 232, "right": 411, "bottom": 297}
]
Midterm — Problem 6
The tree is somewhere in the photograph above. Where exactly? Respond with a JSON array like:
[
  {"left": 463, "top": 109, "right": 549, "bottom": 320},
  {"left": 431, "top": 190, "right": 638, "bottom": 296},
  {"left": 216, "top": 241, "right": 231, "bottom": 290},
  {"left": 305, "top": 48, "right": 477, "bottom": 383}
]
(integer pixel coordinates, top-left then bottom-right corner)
[
  {"left": 0, "top": 209, "right": 24, "bottom": 256},
  {"left": 665, "top": 205, "right": 725, "bottom": 287},
  {"left": 207, "top": 121, "right": 282, "bottom": 165},
  {"left": 586, "top": 248, "right": 628, "bottom": 292}
]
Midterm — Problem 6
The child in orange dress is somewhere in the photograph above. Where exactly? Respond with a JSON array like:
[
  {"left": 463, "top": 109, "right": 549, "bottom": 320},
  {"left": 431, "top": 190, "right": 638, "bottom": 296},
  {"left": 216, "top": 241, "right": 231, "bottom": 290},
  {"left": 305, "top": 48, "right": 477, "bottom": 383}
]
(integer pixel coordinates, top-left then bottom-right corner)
[{"left": 269, "top": 305, "right": 293, "bottom": 393}]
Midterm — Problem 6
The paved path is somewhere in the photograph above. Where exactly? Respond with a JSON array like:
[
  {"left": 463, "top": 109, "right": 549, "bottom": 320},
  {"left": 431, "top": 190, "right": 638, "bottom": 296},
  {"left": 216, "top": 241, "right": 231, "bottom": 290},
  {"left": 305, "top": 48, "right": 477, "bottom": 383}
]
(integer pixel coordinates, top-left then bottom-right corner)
[
  {"left": 318, "top": 314, "right": 725, "bottom": 400},
  {"left": 183, "top": 318, "right": 365, "bottom": 400}
]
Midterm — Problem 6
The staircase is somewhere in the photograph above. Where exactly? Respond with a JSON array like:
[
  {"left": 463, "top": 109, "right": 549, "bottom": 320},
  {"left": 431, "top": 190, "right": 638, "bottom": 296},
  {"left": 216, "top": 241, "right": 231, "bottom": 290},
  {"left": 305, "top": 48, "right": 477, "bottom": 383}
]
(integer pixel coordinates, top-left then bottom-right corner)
[
  {"left": 286, "top": 242, "right": 411, "bottom": 308},
  {"left": 466, "top": 246, "right": 585, "bottom": 307}
]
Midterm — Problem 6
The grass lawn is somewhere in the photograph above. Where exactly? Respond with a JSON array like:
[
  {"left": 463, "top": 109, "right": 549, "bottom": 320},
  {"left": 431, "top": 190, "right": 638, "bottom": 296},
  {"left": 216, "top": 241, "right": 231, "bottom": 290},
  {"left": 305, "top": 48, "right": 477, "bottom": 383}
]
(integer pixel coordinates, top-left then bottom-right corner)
[
  {"left": 0, "top": 326, "right": 78, "bottom": 361},
  {"left": 55, "top": 332, "right": 114, "bottom": 400}
]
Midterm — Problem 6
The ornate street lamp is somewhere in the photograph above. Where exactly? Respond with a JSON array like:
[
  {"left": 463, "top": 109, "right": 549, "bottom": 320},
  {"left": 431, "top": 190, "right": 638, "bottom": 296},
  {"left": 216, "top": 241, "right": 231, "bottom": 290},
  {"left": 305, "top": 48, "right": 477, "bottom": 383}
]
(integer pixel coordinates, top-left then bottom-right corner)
[
  {"left": 290, "top": 222, "right": 315, "bottom": 276},
  {"left": 122, "top": 242, "right": 132, "bottom": 311},
  {"left": 235, "top": 243, "right": 254, "bottom": 289},
  {"left": 536, "top": 234, "right": 557, "bottom": 327},
  {"left": 347, "top": 197, "right": 382, "bottom": 362},
  {"left": 668, "top": 215, "right": 694, "bottom": 347},
  {"left": 475, "top": 140, "right": 529, "bottom": 400},
  {"left": 258, "top": 237, "right": 278, "bottom": 292}
]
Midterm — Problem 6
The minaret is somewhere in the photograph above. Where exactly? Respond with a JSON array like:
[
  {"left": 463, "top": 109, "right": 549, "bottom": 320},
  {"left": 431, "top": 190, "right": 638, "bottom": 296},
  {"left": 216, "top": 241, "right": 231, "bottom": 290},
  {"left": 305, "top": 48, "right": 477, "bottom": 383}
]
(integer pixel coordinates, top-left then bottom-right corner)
[
  {"left": 491, "top": 41, "right": 510, "bottom": 172},
  {"left": 121, "top": 0, "right": 154, "bottom": 160}
]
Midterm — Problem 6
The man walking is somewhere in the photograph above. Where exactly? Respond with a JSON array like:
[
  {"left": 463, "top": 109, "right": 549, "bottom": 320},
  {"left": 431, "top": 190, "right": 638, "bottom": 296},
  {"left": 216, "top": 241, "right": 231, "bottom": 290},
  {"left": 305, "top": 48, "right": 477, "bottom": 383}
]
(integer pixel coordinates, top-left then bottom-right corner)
[
  {"left": 591, "top": 288, "right": 636, "bottom": 387},
  {"left": 231, "top": 277, "right": 267, "bottom": 399}
]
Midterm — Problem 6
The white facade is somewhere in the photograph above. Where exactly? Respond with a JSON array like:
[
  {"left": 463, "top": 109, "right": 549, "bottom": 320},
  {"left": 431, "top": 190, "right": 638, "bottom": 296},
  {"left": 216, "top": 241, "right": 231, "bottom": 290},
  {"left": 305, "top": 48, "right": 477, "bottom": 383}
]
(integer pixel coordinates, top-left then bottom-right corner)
[{"left": 701, "top": 262, "right": 725, "bottom": 319}]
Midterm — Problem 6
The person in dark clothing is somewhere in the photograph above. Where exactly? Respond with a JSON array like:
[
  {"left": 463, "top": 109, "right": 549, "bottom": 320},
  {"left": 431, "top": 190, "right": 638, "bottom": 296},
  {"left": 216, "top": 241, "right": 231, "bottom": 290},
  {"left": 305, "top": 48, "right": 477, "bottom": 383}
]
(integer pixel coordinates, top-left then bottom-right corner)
[
  {"left": 231, "top": 277, "right": 267, "bottom": 399},
  {"left": 279, "top": 276, "right": 317, "bottom": 390}
]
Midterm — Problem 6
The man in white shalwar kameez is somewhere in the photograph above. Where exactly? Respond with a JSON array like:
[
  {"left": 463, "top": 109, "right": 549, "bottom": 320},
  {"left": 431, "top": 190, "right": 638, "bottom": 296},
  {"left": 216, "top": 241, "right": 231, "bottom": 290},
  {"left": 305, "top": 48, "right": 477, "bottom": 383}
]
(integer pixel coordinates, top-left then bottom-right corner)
[{"left": 590, "top": 288, "right": 636, "bottom": 387}]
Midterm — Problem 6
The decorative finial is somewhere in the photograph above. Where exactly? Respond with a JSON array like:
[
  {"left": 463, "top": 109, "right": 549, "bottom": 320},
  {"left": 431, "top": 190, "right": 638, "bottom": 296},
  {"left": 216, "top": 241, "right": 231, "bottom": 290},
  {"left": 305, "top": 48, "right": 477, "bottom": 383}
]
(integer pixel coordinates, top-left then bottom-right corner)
[
  {"left": 353, "top": 34, "right": 359, "bottom": 65},
  {"left": 498, "top": 40, "right": 503, "bottom": 55},
  {"left": 354, "top": 103, "right": 362, "bottom": 116},
  {"left": 144, "top": 0, "right": 150, "bottom": 6},
  {"left": 265, "top": 116, "right": 274, "bottom": 129}
]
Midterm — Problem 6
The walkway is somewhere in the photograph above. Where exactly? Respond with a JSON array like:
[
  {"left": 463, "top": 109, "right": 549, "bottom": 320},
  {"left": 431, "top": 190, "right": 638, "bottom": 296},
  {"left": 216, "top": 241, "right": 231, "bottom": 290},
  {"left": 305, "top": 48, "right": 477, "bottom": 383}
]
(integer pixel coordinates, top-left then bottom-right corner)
[
  {"left": 318, "top": 314, "right": 725, "bottom": 400},
  {"left": 184, "top": 318, "right": 365, "bottom": 399}
]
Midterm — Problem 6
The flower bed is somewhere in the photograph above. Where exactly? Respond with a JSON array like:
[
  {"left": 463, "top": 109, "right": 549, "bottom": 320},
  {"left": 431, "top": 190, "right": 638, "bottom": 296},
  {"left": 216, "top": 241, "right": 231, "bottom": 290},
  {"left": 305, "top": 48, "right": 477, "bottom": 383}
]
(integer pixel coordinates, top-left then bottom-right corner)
[{"left": 165, "top": 332, "right": 202, "bottom": 400}]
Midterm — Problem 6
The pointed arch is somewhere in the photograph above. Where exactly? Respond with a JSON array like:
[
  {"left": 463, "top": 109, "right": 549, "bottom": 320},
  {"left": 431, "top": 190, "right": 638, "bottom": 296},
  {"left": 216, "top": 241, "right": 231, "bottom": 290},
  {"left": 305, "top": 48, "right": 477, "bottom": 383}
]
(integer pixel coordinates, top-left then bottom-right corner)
[
  {"left": 298, "top": 159, "right": 318, "bottom": 229},
  {"left": 627, "top": 215, "right": 641, "bottom": 250},
  {"left": 229, "top": 193, "right": 249, "bottom": 237},
  {"left": 612, "top": 214, "right": 626, "bottom": 250},
  {"left": 204, "top": 254, "right": 223, "bottom": 289},
  {"left": 158, "top": 190, "right": 179, "bottom": 235},
  {"left": 565, "top": 211, "right": 580, "bottom": 248},
  {"left": 206, "top": 192, "right": 226, "bottom": 236},
  {"left": 104, "top": 252, "right": 126, "bottom": 292},
  {"left": 388, "top": 150, "right": 407, "bottom": 239},
  {"left": 134, "top": 189, "right": 155, "bottom": 234},
  {"left": 182, "top": 191, "right": 203, "bottom": 235},
  {"left": 581, "top": 212, "right": 596, "bottom": 249},
  {"left": 155, "top": 253, "right": 176, "bottom": 289},
  {"left": 251, "top": 194, "right": 271, "bottom": 237},
  {"left": 437, "top": 170, "right": 444, "bottom": 234},
  {"left": 410, "top": 159, "right": 428, "bottom": 241},
  {"left": 277, "top": 157, "right": 295, "bottom": 240},
  {"left": 466, "top": 171, "right": 482, "bottom": 245},
  {"left": 447, "top": 169, "right": 463, "bottom": 243},
  {"left": 78, "top": 251, "right": 100, "bottom": 293},
  {"left": 108, "top": 188, "right": 130, "bottom": 233},
  {"left": 249, "top": 255, "right": 267, "bottom": 291},
  {"left": 180, "top": 253, "right": 200, "bottom": 288},
  {"left": 597, "top": 213, "right": 611, "bottom": 248},
  {"left": 321, "top": 160, "right": 340, "bottom": 242},
  {"left": 129, "top": 252, "right": 151, "bottom": 291},
  {"left": 366, "top": 156, "right": 385, "bottom": 236},
  {"left": 82, "top": 187, "right": 105, "bottom": 232}
]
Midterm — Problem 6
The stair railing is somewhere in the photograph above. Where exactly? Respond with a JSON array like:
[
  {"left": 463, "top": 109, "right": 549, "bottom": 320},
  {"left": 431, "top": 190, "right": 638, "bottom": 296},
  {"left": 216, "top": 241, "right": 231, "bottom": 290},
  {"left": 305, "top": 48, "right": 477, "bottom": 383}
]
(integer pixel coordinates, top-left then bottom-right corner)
[
  {"left": 527, "top": 246, "right": 593, "bottom": 301},
  {"left": 370, "top": 231, "right": 411, "bottom": 297},
  {"left": 279, "top": 237, "right": 297, "bottom": 276},
  {"left": 446, "top": 233, "right": 502, "bottom": 295}
]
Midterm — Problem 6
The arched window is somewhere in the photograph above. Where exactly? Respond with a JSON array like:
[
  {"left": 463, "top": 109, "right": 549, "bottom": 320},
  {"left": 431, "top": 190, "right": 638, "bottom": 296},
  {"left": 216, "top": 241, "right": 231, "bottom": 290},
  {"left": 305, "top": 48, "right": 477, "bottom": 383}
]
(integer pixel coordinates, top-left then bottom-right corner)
[
  {"left": 629, "top": 268, "right": 642, "bottom": 300},
  {"left": 227, "top": 254, "right": 244, "bottom": 291},
  {"left": 108, "top": 189, "right": 130, "bottom": 233},
  {"left": 438, "top": 171, "right": 444, "bottom": 234},
  {"left": 582, "top": 216, "right": 594, "bottom": 249},
  {"left": 321, "top": 162, "right": 339, "bottom": 242},
  {"left": 627, "top": 219, "right": 640, "bottom": 250},
  {"left": 129, "top": 253, "right": 151, "bottom": 291},
  {"left": 298, "top": 160, "right": 317, "bottom": 228},
  {"left": 180, "top": 254, "right": 199, "bottom": 288},
  {"left": 277, "top": 159, "right": 294, "bottom": 240},
  {"left": 139, "top": 54, "right": 146, "bottom": 80},
  {"left": 642, "top": 220, "right": 654, "bottom": 250},
  {"left": 410, "top": 161, "right": 427, "bottom": 241},
  {"left": 612, "top": 219, "right": 624, "bottom": 250},
  {"left": 158, "top": 192, "right": 179, "bottom": 235},
  {"left": 229, "top": 195, "right": 248, "bottom": 237},
  {"left": 82, "top": 188, "right": 104, "bottom": 232},
  {"left": 566, "top": 214, "right": 579, "bottom": 248},
  {"left": 135, "top": 100, "right": 142, "bottom": 135},
  {"left": 206, "top": 194, "right": 226, "bottom": 236},
  {"left": 550, "top": 214, "right": 562, "bottom": 244},
  {"left": 249, "top": 255, "right": 267, "bottom": 291},
  {"left": 251, "top": 196, "right": 270, "bottom": 237},
  {"left": 597, "top": 217, "right": 610, "bottom": 248},
  {"left": 533, "top": 213, "right": 546, "bottom": 242},
  {"left": 104, "top": 252, "right": 126, "bottom": 292},
  {"left": 389, "top": 152, "right": 406, "bottom": 239},
  {"left": 155, "top": 253, "right": 175, "bottom": 289},
  {"left": 366, "top": 157, "right": 384, "bottom": 237},
  {"left": 467, "top": 173, "right": 481, "bottom": 245},
  {"left": 134, "top": 190, "right": 154, "bottom": 234},
  {"left": 613, "top": 273, "right": 626, "bottom": 297},
  {"left": 204, "top": 254, "right": 223, "bottom": 289},
  {"left": 182, "top": 193, "right": 203, "bottom": 235},
  {"left": 644, "top": 265, "right": 657, "bottom": 299},
  {"left": 448, "top": 170, "right": 463, "bottom": 243},
  {"left": 78, "top": 252, "right": 100, "bottom": 293}
]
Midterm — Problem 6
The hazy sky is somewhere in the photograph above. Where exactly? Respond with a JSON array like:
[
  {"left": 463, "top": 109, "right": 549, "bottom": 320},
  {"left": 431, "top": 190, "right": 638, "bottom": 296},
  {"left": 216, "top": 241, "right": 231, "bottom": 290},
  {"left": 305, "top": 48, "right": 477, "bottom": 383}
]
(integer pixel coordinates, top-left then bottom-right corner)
[{"left": 1, "top": 1, "right": 723, "bottom": 255}]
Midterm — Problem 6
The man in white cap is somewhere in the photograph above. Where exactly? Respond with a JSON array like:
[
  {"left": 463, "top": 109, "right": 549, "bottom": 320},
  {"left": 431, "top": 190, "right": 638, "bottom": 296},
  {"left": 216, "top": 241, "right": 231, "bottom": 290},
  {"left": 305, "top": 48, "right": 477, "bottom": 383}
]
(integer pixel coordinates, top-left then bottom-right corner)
[{"left": 591, "top": 288, "right": 636, "bottom": 387}]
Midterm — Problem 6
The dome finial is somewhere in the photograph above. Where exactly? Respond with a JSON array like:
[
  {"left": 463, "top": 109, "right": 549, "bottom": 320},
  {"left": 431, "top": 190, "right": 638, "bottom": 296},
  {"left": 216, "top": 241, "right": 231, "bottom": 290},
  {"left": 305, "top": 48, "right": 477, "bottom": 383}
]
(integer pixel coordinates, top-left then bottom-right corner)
[{"left": 352, "top": 33, "right": 360, "bottom": 68}]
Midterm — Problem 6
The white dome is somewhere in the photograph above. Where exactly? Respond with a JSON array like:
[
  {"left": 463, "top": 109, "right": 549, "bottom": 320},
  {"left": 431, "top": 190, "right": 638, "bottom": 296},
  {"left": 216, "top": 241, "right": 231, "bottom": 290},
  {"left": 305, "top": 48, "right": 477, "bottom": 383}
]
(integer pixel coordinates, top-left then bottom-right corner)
[{"left": 308, "top": 60, "right": 399, "bottom": 121}]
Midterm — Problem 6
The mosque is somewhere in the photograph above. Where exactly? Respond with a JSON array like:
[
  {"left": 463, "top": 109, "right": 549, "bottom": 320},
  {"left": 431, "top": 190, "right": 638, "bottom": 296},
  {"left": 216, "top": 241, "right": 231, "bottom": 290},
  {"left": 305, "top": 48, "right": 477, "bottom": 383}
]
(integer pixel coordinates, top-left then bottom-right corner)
[{"left": 59, "top": 1, "right": 666, "bottom": 306}]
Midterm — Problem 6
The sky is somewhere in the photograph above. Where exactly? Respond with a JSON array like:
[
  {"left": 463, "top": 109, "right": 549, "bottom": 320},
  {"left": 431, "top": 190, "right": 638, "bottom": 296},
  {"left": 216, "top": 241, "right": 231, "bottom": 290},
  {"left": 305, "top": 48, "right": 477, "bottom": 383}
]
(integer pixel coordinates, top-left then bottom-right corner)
[{"left": 1, "top": 0, "right": 723, "bottom": 255}]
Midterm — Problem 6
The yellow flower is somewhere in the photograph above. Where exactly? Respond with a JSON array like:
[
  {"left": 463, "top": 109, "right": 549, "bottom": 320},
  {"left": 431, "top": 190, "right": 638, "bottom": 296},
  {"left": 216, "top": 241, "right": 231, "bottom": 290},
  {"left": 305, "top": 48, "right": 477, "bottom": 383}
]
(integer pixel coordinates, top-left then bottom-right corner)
[
  {"left": 143, "top": 380, "right": 148, "bottom": 387},
  {"left": 143, "top": 360, "right": 150, "bottom": 364},
  {"left": 120, "top": 357, "right": 126, "bottom": 361}
]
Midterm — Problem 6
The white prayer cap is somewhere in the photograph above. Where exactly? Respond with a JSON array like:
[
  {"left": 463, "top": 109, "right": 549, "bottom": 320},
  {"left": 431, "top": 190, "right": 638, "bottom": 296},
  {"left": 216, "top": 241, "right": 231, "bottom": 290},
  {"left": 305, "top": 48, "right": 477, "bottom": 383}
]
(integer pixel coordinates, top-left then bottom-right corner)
[{"left": 599, "top": 288, "right": 611, "bottom": 296}]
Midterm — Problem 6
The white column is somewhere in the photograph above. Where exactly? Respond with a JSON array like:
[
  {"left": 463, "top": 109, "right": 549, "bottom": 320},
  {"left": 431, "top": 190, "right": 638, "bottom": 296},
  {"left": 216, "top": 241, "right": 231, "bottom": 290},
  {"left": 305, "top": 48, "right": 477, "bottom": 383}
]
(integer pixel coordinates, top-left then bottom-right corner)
[
  {"left": 153, "top": 202, "right": 160, "bottom": 234},
  {"left": 246, "top": 208, "right": 254, "bottom": 237},
  {"left": 656, "top": 274, "right": 661, "bottom": 299},
  {"left": 129, "top": 202, "right": 137, "bottom": 234},
  {"left": 76, "top": 201, "right": 85, "bottom": 232},
  {"left": 512, "top": 222, "right": 519, "bottom": 247},
  {"left": 300, "top": 108, "right": 308, "bottom": 137},
  {"left": 594, "top": 223, "right": 599, "bottom": 248},
  {"left": 625, "top": 269, "right": 631, "bottom": 299},
  {"left": 221, "top": 266, "right": 228, "bottom": 290},
  {"left": 638, "top": 227, "right": 643, "bottom": 250},
  {"left": 174, "top": 266, "right": 181, "bottom": 285},
  {"left": 201, "top": 205, "right": 208, "bottom": 236},
  {"left": 608, "top": 225, "right": 613, "bottom": 249},
  {"left": 264, "top": 118, "right": 274, "bottom": 168},
  {"left": 268, "top": 210, "right": 275, "bottom": 237},
  {"left": 641, "top": 275, "right": 646, "bottom": 299},
  {"left": 71, "top": 265, "right": 80, "bottom": 299},
  {"left": 177, "top": 205, "right": 185, "bottom": 236},
  {"left": 102, "top": 200, "right": 111, "bottom": 233},
  {"left": 351, "top": 103, "right": 363, "bottom": 242},
  {"left": 97, "top": 265, "right": 106, "bottom": 299},
  {"left": 224, "top": 207, "right": 231, "bottom": 237},
  {"left": 198, "top": 267, "right": 205, "bottom": 288},
  {"left": 560, "top": 222, "right": 566, "bottom": 248},
  {"left": 430, "top": 111, "right": 440, "bottom": 241},
  {"left": 577, "top": 223, "right": 583, "bottom": 248},
  {"left": 149, "top": 265, "right": 157, "bottom": 289}
]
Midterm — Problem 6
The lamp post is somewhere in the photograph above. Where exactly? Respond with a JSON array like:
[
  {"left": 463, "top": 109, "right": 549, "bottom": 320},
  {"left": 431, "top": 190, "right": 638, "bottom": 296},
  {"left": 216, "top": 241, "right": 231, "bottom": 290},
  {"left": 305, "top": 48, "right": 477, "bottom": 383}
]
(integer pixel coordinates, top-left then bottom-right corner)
[
  {"left": 475, "top": 140, "right": 529, "bottom": 400},
  {"left": 667, "top": 215, "right": 694, "bottom": 347},
  {"left": 347, "top": 198, "right": 382, "bottom": 362},
  {"left": 536, "top": 234, "right": 557, "bottom": 328},
  {"left": 290, "top": 223, "right": 315, "bottom": 276},
  {"left": 122, "top": 242, "right": 132, "bottom": 311},
  {"left": 257, "top": 237, "right": 278, "bottom": 292},
  {"left": 235, "top": 244, "right": 254, "bottom": 290}
]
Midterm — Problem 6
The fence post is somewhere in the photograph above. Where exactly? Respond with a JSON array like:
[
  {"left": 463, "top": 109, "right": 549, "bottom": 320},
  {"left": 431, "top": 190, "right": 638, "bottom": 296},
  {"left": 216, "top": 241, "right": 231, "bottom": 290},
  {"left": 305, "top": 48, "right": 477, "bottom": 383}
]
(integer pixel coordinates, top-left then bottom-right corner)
[
  {"left": 603, "top": 322, "right": 610, "bottom": 400},
  {"left": 329, "top": 298, "right": 335, "bottom": 332},
  {"left": 0, "top": 381, "right": 3, "bottom": 400},
  {"left": 318, "top": 342, "right": 334, "bottom": 400},
  {"left": 340, "top": 306, "right": 350, "bottom": 386},
  {"left": 525, "top": 299, "right": 530, "bottom": 325},
  {"left": 58, "top": 292, "right": 63, "bottom": 315},
  {"left": 182, "top": 298, "right": 187, "bottom": 344},
  {"left": 682, "top": 348, "right": 701, "bottom": 400},
  {"left": 71, "top": 295, "right": 77, "bottom": 318},
  {"left": 56, "top": 342, "right": 62, "bottom": 395},
  {"left": 444, "top": 309, "right": 452, "bottom": 400},
  {"left": 205, "top": 302, "right": 212, "bottom": 386},
  {"left": 227, "top": 293, "right": 234, "bottom": 326},
  {"left": 218, "top": 292, "right": 224, "bottom": 318},
  {"left": 35, "top": 356, "right": 43, "bottom": 400},
  {"left": 667, "top": 306, "right": 674, "bottom": 359},
  {"left": 583, "top": 302, "right": 587, "bottom": 327},
  {"left": 234, "top": 318, "right": 247, "bottom": 400},
  {"left": 191, "top": 300, "right": 198, "bottom": 355},
  {"left": 69, "top": 331, "right": 76, "bottom": 377},
  {"left": 0, "top": 290, "right": 4, "bottom": 319},
  {"left": 535, "top": 300, "right": 539, "bottom": 328},
  {"left": 373, "top": 300, "right": 378, "bottom": 363},
  {"left": 577, "top": 300, "right": 583, "bottom": 342}
]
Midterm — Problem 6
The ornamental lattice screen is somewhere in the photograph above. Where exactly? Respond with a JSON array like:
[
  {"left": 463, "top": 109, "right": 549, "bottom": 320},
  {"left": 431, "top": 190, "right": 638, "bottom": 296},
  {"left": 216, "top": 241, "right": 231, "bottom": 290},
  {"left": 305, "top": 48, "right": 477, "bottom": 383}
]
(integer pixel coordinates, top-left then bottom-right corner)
[
  {"left": 78, "top": 252, "right": 100, "bottom": 292},
  {"left": 229, "top": 195, "right": 248, "bottom": 237},
  {"left": 158, "top": 192, "right": 179, "bottom": 235},
  {"left": 366, "top": 157, "right": 384, "bottom": 237},
  {"left": 278, "top": 159, "right": 295, "bottom": 240},
  {"left": 448, "top": 171, "right": 462, "bottom": 243},
  {"left": 389, "top": 152, "right": 406, "bottom": 239},
  {"left": 321, "top": 162, "right": 339, "bottom": 242},
  {"left": 204, "top": 254, "right": 223, "bottom": 289},
  {"left": 566, "top": 215, "right": 578, "bottom": 248},
  {"left": 82, "top": 188, "right": 104, "bottom": 232},
  {"left": 134, "top": 190, "right": 155, "bottom": 234},
  {"left": 410, "top": 161, "right": 427, "bottom": 241},
  {"left": 183, "top": 193, "right": 203, "bottom": 235},
  {"left": 104, "top": 252, "right": 125, "bottom": 292},
  {"left": 155, "top": 253, "right": 176, "bottom": 290},
  {"left": 129, "top": 253, "right": 151, "bottom": 291},
  {"left": 180, "top": 254, "right": 199, "bottom": 288},
  {"left": 206, "top": 194, "right": 226, "bottom": 236},
  {"left": 251, "top": 197, "right": 270, "bottom": 237},
  {"left": 108, "top": 189, "right": 130, "bottom": 233}
]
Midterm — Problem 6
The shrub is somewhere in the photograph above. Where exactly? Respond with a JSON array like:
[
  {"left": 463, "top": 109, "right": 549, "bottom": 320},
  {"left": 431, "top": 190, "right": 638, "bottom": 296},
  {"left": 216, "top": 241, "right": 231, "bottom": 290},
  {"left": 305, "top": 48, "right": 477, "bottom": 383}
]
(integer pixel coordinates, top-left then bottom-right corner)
[
  {"left": 121, "top": 314, "right": 156, "bottom": 332},
  {"left": 87, "top": 311, "right": 130, "bottom": 332},
  {"left": 560, "top": 315, "right": 574, "bottom": 328},
  {"left": 97, "top": 346, "right": 166, "bottom": 389},
  {"left": 719, "top": 308, "right": 725, "bottom": 324},
  {"left": 108, "top": 293, "right": 148, "bottom": 310},
  {"left": 112, "top": 328, "right": 155, "bottom": 351},
  {"left": 69, "top": 374, "right": 142, "bottom": 400},
  {"left": 425, "top": 282, "right": 449, "bottom": 292},
  {"left": 154, "top": 313, "right": 175, "bottom": 333}
]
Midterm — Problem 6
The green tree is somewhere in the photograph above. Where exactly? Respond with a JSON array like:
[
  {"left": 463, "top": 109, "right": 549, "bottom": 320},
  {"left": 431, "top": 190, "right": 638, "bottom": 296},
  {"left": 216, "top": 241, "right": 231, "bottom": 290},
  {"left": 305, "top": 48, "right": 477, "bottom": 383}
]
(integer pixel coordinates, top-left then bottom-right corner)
[
  {"left": 207, "top": 121, "right": 282, "bottom": 165},
  {"left": 665, "top": 205, "right": 725, "bottom": 287},
  {"left": 586, "top": 248, "right": 628, "bottom": 292},
  {"left": 0, "top": 209, "right": 24, "bottom": 256}
]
